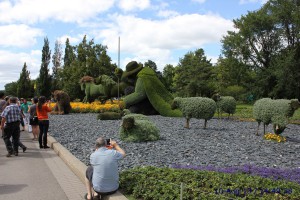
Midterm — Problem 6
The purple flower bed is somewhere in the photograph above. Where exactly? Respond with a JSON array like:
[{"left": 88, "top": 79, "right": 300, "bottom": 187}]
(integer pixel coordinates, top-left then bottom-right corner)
[{"left": 172, "top": 164, "right": 300, "bottom": 185}]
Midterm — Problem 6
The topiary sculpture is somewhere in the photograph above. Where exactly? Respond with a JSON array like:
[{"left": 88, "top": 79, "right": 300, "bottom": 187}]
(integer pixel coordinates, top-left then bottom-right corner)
[
  {"left": 119, "top": 114, "right": 160, "bottom": 142},
  {"left": 52, "top": 90, "right": 71, "bottom": 114},
  {"left": 171, "top": 97, "right": 217, "bottom": 129},
  {"left": 124, "top": 66, "right": 182, "bottom": 117},
  {"left": 217, "top": 96, "right": 237, "bottom": 118},
  {"left": 253, "top": 98, "right": 300, "bottom": 135}
]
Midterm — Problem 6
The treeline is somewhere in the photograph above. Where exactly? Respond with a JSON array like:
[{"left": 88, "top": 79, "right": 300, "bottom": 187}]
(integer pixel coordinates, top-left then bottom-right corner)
[{"left": 4, "top": 0, "right": 300, "bottom": 102}]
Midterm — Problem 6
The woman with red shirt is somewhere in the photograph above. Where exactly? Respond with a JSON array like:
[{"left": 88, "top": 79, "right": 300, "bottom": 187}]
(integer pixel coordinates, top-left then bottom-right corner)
[{"left": 36, "top": 96, "right": 51, "bottom": 149}]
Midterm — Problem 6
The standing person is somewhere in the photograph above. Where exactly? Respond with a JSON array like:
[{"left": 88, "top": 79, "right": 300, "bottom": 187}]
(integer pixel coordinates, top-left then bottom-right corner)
[
  {"left": 28, "top": 97, "right": 39, "bottom": 140},
  {"left": 20, "top": 98, "right": 32, "bottom": 132},
  {"left": 0, "top": 92, "right": 6, "bottom": 137},
  {"left": 36, "top": 96, "right": 51, "bottom": 149},
  {"left": 1, "top": 97, "right": 21, "bottom": 157},
  {"left": 18, "top": 98, "right": 25, "bottom": 131},
  {"left": 84, "top": 137, "right": 126, "bottom": 200}
]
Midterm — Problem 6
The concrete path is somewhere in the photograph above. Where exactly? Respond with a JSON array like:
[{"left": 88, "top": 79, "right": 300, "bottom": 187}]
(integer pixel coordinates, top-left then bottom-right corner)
[{"left": 0, "top": 130, "right": 86, "bottom": 200}]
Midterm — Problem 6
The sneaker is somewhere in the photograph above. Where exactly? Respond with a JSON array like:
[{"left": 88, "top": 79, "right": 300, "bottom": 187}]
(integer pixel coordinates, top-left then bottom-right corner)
[
  {"left": 6, "top": 153, "right": 12, "bottom": 157},
  {"left": 23, "top": 147, "right": 27, "bottom": 152},
  {"left": 14, "top": 152, "right": 18, "bottom": 156},
  {"left": 39, "top": 145, "right": 43, "bottom": 149},
  {"left": 44, "top": 146, "right": 50, "bottom": 149}
]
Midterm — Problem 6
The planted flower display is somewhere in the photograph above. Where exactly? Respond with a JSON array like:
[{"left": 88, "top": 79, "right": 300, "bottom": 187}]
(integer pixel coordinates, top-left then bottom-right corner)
[
  {"left": 264, "top": 132, "right": 287, "bottom": 143},
  {"left": 50, "top": 100, "right": 123, "bottom": 113}
]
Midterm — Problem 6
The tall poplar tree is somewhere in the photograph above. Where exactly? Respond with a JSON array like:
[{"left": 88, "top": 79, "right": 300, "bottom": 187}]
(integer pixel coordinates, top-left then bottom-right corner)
[
  {"left": 52, "top": 40, "right": 63, "bottom": 91},
  {"left": 37, "top": 37, "right": 52, "bottom": 98},
  {"left": 17, "top": 62, "right": 32, "bottom": 98}
]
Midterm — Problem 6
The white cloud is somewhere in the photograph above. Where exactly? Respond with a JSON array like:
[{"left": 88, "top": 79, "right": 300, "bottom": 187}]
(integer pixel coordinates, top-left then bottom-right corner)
[
  {"left": 157, "top": 10, "right": 179, "bottom": 18},
  {"left": 239, "top": 0, "right": 268, "bottom": 5},
  {"left": 57, "top": 35, "right": 82, "bottom": 45},
  {"left": 94, "top": 13, "right": 233, "bottom": 70},
  {"left": 118, "top": 0, "right": 150, "bottom": 12},
  {"left": 0, "top": 0, "right": 115, "bottom": 24},
  {"left": 0, "top": 24, "right": 44, "bottom": 48},
  {"left": 0, "top": 50, "right": 41, "bottom": 89},
  {"left": 191, "top": 0, "right": 206, "bottom": 4}
]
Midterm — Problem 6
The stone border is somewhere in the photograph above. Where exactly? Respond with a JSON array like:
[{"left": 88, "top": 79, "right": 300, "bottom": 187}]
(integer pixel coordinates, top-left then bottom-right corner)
[{"left": 47, "top": 135, "right": 128, "bottom": 200}]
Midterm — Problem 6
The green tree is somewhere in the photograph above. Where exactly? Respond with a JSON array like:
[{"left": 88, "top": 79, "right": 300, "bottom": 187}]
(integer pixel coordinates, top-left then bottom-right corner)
[
  {"left": 37, "top": 37, "right": 52, "bottom": 98},
  {"left": 17, "top": 62, "right": 32, "bottom": 98},
  {"left": 52, "top": 40, "right": 63, "bottom": 91},
  {"left": 162, "top": 64, "right": 175, "bottom": 92},
  {"left": 63, "top": 38, "right": 75, "bottom": 68},
  {"left": 4, "top": 82, "right": 18, "bottom": 97},
  {"left": 221, "top": 0, "right": 300, "bottom": 99},
  {"left": 174, "top": 49, "right": 216, "bottom": 97}
]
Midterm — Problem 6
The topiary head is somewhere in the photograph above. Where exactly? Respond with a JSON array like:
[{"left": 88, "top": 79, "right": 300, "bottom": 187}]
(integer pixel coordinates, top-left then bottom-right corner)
[
  {"left": 274, "top": 124, "right": 286, "bottom": 135},
  {"left": 122, "top": 117, "right": 135, "bottom": 130},
  {"left": 171, "top": 97, "right": 181, "bottom": 110}
]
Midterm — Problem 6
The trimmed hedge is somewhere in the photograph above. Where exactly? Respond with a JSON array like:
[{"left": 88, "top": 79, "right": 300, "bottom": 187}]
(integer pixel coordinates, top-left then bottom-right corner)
[{"left": 97, "top": 112, "right": 122, "bottom": 120}]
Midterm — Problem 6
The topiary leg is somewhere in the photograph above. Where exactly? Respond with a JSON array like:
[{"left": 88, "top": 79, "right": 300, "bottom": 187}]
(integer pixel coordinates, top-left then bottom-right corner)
[{"left": 185, "top": 118, "right": 190, "bottom": 129}]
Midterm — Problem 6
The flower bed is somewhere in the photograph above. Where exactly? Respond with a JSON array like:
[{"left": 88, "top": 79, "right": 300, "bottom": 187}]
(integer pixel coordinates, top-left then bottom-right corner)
[{"left": 264, "top": 133, "right": 287, "bottom": 143}]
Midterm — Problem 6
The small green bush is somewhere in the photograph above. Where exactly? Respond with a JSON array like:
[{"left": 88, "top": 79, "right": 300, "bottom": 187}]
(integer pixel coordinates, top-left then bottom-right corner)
[
  {"left": 120, "top": 114, "right": 159, "bottom": 142},
  {"left": 97, "top": 112, "right": 122, "bottom": 120},
  {"left": 217, "top": 96, "right": 237, "bottom": 116}
]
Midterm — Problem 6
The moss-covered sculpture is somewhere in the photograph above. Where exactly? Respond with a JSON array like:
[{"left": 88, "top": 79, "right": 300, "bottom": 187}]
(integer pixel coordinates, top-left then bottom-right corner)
[
  {"left": 124, "top": 67, "right": 182, "bottom": 117},
  {"left": 52, "top": 90, "right": 71, "bottom": 114},
  {"left": 119, "top": 114, "right": 160, "bottom": 142},
  {"left": 80, "top": 61, "right": 143, "bottom": 103}
]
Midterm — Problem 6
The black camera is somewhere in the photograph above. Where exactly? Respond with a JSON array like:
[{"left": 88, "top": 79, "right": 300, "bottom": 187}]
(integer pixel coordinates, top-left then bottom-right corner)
[{"left": 106, "top": 139, "right": 111, "bottom": 146}]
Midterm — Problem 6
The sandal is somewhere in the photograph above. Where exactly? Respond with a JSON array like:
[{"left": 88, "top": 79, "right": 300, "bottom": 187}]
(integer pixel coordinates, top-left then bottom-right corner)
[{"left": 84, "top": 193, "right": 92, "bottom": 200}]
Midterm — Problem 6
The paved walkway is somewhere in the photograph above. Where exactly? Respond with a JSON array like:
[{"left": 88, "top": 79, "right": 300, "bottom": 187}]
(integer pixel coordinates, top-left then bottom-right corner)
[{"left": 0, "top": 130, "right": 86, "bottom": 200}]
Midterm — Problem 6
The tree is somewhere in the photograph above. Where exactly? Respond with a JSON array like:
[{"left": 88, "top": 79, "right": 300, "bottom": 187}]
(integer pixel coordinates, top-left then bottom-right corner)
[
  {"left": 37, "top": 37, "right": 52, "bottom": 98},
  {"left": 162, "top": 64, "right": 175, "bottom": 92},
  {"left": 63, "top": 38, "right": 75, "bottom": 68},
  {"left": 174, "top": 49, "right": 216, "bottom": 97},
  {"left": 52, "top": 40, "right": 63, "bottom": 91},
  {"left": 17, "top": 62, "right": 32, "bottom": 98},
  {"left": 221, "top": 0, "right": 300, "bottom": 99},
  {"left": 4, "top": 82, "right": 18, "bottom": 97}
]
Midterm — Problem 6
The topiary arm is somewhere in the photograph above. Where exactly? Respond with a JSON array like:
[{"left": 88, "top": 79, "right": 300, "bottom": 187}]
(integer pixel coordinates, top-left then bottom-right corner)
[{"left": 124, "top": 79, "right": 147, "bottom": 107}]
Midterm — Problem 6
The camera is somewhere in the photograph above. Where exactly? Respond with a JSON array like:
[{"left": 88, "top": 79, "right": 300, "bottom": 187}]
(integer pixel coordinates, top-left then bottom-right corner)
[{"left": 106, "top": 139, "right": 111, "bottom": 146}]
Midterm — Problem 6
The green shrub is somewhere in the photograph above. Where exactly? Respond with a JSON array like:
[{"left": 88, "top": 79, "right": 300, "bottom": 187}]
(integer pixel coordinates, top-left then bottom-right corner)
[
  {"left": 97, "top": 112, "right": 122, "bottom": 120},
  {"left": 120, "top": 114, "right": 159, "bottom": 142},
  {"left": 218, "top": 96, "right": 237, "bottom": 116},
  {"left": 253, "top": 98, "right": 300, "bottom": 134},
  {"left": 173, "top": 97, "right": 216, "bottom": 120},
  {"left": 122, "top": 109, "right": 131, "bottom": 115},
  {"left": 120, "top": 166, "right": 300, "bottom": 200}
]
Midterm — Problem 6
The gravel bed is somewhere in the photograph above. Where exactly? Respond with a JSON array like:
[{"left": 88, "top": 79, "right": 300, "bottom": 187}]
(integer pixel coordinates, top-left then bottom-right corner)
[{"left": 48, "top": 114, "right": 300, "bottom": 171}]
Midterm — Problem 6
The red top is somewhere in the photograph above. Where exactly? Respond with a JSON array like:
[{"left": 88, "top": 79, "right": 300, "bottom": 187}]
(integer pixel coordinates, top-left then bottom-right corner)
[{"left": 36, "top": 104, "right": 51, "bottom": 120}]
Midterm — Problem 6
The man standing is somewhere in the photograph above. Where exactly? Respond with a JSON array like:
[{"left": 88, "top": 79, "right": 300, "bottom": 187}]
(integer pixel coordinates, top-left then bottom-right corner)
[
  {"left": 1, "top": 97, "right": 21, "bottom": 157},
  {"left": 84, "top": 137, "right": 126, "bottom": 200},
  {"left": 20, "top": 98, "right": 32, "bottom": 132}
]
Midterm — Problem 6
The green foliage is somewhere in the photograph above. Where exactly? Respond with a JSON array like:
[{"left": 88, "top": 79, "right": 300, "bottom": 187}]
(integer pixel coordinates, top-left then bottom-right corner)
[
  {"left": 217, "top": 96, "right": 237, "bottom": 116},
  {"left": 253, "top": 98, "right": 300, "bottom": 133},
  {"left": 17, "top": 62, "right": 33, "bottom": 98},
  {"left": 222, "top": 85, "right": 246, "bottom": 102},
  {"left": 120, "top": 166, "right": 300, "bottom": 200},
  {"left": 173, "top": 97, "right": 216, "bottom": 120},
  {"left": 97, "top": 112, "right": 122, "bottom": 120},
  {"left": 120, "top": 114, "right": 159, "bottom": 142},
  {"left": 52, "top": 40, "right": 63, "bottom": 91},
  {"left": 37, "top": 37, "right": 52, "bottom": 98},
  {"left": 174, "top": 48, "right": 216, "bottom": 97},
  {"left": 4, "top": 82, "right": 18, "bottom": 97},
  {"left": 138, "top": 67, "right": 182, "bottom": 117}
]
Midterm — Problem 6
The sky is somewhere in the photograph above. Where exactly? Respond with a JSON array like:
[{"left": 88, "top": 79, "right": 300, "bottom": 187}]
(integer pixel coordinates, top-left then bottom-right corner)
[{"left": 0, "top": 0, "right": 268, "bottom": 90}]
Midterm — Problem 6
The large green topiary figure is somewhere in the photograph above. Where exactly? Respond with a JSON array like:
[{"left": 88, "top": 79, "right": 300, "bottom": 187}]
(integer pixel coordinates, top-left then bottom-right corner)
[{"left": 124, "top": 66, "right": 182, "bottom": 117}]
